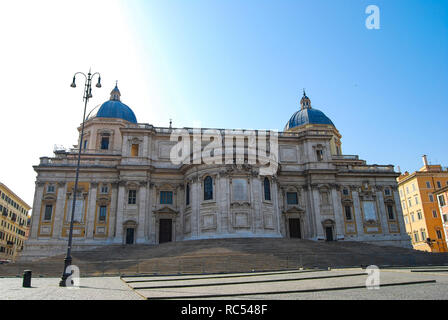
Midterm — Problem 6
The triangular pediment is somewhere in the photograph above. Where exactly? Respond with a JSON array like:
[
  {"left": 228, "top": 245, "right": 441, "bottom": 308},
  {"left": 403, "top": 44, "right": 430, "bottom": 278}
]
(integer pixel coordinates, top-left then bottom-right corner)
[{"left": 283, "top": 206, "right": 305, "bottom": 214}]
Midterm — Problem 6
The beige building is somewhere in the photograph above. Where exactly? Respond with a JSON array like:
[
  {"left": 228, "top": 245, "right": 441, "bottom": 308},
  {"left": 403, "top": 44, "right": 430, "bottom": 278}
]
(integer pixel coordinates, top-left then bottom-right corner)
[
  {"left": 397, "top": 155, "right": 448, "bottom": 252},
  {"left": 0, "top": 182, "right": 31, "bottom": 261},
  {"left": 21, "top": 88, "right": 411, "bottom": 260}
]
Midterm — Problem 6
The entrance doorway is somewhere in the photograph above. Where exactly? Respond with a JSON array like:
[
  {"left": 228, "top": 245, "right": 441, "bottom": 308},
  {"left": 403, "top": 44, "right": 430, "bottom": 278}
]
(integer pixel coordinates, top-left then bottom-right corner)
[
  {"left": 125, "top": 228, "right": 135, "bottom": 245},
  {"left": 325, "top": 227, "right": 334, "bottom": 241},
  {"left": 289, "top": 218, "right": 301, "bottom": 239},
  {"left": 159, "top": 219, "right": 172, "bottom": 243}
]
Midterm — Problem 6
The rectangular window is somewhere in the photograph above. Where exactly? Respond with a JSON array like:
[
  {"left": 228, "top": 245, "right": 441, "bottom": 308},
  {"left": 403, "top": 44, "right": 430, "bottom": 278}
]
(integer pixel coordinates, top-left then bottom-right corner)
[
  {"left": 408, "top": 198, "right": 412, "bottom": 207},
  {"left": 316, "top": 150, "right": 323, "bottom": 161},
  {"left": 417, "top": 211, "right": 422, "bottom": 220},
  {"left": 83, "top": 140, "right": 88, "bottom": 150},
  {"left": 128, "top": 190, "right": 137, "bottom": 205},
  {"left": 344, "top": 206, "right": 352, "bottom": 220},
  {"left": 426, "top": 181, "right": 431, "bottom": 188},
  {"left": 47, "top": 185, "right": 55, "bottom": 193},
  {"left": 44, "top": 205, "right": 53, "bottom": 221},
  {"left": 421, "top": 230, "right": 427, "bottom": 242},
  {"left": 404, "top": 215, "right": 409, "bottom": 224},
  {"left": 433, "top": 210, "right": 438, "bottom": 218},
  {"left": 387, "top": 205, "right": 394, "bottom": 220},
  {"left": 411, "top": 213, "right": 415, "bottom": 222},
  {"left": 131, "top": 144, "right": 139, "bottom": 157},
  {"left": 412, "top": 184, "right": 416, "bottom": 191},
  {"left": 101, "top": 137, "right": 109, "bottom": 150},
  {"left": 384, "top": 188, "right": 391, "bottom": 196},
  {"left": 100, "top": 185, "right": 109, "bottom": 194},
  {"left": 99, "top": 206, "right": 107, "bottom": 221},
  {"left": 438, "top": 195, "right": 446, "bottom": 207},
  {"left": 429, "top": 194, "right": 434, "bottom": 202},
  {"left": 443, "top": 214, "right": 448, "bottom": 223},
  {"left": 414, "top": 232, "right": 419, "bottom": 243},
  {"left": 437, "top": 181, "right": 442, "bottom": 189},
  {"left": 286, "top": 192, "right": 298, "bottom": 205},
  {"left": 414, "top": 196, "right": 419, "bottom": 205},
  {"left": 402, "top": 201, "right": 406, "bottom": 209},
  {"left": 160, "top": 191, "right": 173, "bottom": 205},
  {"left": 342, "top": 188, "right": 349, "bottom": 196},
  {"left": 436, "top": 230, "right": 443, "bottom": 240}
]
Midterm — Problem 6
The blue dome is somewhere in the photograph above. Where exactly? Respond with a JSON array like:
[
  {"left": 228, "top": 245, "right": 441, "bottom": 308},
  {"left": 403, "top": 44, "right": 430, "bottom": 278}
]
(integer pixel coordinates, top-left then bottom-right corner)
[
  {"left": 285, "top": 108, "right": 334, "bottom": 131},
  {"left": 96, "top": 100, "right": 137, "bottom": 123},
  {"left": 95, "top": 85, "right": 137, "bottom": 123}
]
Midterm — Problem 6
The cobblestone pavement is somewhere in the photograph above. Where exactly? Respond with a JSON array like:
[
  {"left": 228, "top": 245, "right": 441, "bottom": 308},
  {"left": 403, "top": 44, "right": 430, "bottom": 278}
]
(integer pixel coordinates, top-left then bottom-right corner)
[{"left": 0, "top": 276, "right": 142, "bottom": 300}]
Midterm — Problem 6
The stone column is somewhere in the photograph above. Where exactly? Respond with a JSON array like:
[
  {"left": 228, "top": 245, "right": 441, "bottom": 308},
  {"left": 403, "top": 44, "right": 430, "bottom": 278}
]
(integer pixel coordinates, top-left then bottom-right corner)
[
  {"left": 114, "top": 182, "right": 126, "bottom": 244},
  {"left": 85, "top": 183, "right": 98, "bottom": 240},
  {"left": 30, "top": 182, "right": 45, "bottom": 240},
  {"left": 352, "top": 190, "right": 365, "bottom": 237},
  {"left": 376, "top": 188, "right": 389, "bottom": 234},
  {"left": 147, "top": 184, "right": 157, "bottom": 243},
  {"left": 312, "top": 187, "right": 324, "bottom": 240},
  {"left": 191, "top": 178, "right": 200, "bottom": 238},
  {"left": 53, "top": 182, "right": 67, "bottom": 239},
  {"left": 393, "top": 187, "right": 407, "bottom": 237},
  {"left": 136, "top": 182, "right": 147, "bottom": 243},
  {"left": 252, "top": 176, "right": 262, "bottom": 234},
  {"left": 144, "top": 181, "right": 151, "bottom": 241},
  {"left": 108, "top": 182, "right": 118, "bottom": 241},
  {"left": 331, "top": 186, "right": 345, "bottom": 239},
  {"left": 271, "top": 178, "right": 280, "bottom": 236}
]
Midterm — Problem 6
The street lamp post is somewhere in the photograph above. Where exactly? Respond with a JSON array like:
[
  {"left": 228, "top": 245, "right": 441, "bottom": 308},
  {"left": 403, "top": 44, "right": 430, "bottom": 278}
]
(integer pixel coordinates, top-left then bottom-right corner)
[{"left": 59, "top": 70, "right": 101, "bottom": 287}]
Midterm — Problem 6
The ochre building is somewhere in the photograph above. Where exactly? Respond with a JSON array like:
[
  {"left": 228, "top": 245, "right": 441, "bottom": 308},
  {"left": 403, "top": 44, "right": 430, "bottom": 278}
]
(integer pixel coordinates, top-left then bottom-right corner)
[
  {"left": 397, "top": 156, "right": 448, "bottom": 252},
  {"left": 0, "top": 182, "right": 31, "bottom": 261}
]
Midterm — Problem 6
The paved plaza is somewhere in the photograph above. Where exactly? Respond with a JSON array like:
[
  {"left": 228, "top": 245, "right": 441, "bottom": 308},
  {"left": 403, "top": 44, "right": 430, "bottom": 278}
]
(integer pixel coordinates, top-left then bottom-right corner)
[{"left": 1, "top": 267, "right": 448, "bottom": 300}]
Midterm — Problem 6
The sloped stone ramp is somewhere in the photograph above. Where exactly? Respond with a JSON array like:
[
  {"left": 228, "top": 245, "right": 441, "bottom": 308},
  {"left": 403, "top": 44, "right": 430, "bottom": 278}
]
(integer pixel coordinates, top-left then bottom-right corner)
[{"left": 121, "top": 268, "right": 441, "bottom": 300}]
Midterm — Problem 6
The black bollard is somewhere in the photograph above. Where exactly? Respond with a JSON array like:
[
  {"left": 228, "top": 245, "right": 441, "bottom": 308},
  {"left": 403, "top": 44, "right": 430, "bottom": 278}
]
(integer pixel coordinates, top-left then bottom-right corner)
[{"left": 23, "top": 270, "right": 32, "bottom": 288}]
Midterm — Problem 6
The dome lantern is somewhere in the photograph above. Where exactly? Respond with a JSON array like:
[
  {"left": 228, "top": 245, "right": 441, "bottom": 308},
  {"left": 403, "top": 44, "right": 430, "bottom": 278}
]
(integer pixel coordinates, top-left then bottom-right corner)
[{"left": 300, "top": 89, "right": 311, "bottom": 110}]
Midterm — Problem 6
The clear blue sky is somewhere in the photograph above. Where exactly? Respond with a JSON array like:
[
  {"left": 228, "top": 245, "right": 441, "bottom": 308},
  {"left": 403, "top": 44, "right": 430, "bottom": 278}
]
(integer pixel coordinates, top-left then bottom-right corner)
[{"left": 124, "top": 0, "right": 448, "bottom": 173}]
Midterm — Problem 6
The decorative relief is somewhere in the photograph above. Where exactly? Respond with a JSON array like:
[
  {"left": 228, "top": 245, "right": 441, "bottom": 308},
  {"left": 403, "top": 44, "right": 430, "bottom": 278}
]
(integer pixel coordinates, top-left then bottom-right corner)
[
  {"left": 201, "top": 213, "right": 217, "bottom": 231},
  {"left": 233, "top": 212, "right": 250, "bottom": 228},
  {"left": 158, "top": 141, "right": 176, "bottom": 159},
  {"left": 279, "top": 145, "right": 298, "bottom": 163}
]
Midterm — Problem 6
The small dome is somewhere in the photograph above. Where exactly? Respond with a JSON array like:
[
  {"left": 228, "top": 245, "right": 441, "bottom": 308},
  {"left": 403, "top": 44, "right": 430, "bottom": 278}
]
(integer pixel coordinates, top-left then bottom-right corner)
[
  {"left": 284, "top": 91, "right": 334, "bottom": 131},
  {"left": 284, "top": 108, "right": 334, "bottom": 131},
  {"left": 96, "top": 84, "right": 137, "bottom": 123}
]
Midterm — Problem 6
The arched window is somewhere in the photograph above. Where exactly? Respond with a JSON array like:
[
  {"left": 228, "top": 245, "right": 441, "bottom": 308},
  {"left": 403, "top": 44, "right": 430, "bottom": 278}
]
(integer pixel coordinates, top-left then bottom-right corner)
[
  {"left": 204, "top": 176, "right": 213, "bottom": 201},
  {"left": 264, "top": 178, "right": 271, "bottom": 201}
]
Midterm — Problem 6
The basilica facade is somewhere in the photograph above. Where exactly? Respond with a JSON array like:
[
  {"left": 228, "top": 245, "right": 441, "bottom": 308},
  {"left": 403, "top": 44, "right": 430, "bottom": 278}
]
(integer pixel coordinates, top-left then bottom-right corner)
[{"left": 22, "top": 86, "right": 411, "bottom": 260}]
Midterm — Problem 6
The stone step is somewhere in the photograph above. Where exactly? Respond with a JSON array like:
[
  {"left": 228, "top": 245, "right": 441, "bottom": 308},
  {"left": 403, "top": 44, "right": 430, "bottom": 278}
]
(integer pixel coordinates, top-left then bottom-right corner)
[{"left": 2, "top": 238, "right": 447, "bottom": 277}]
